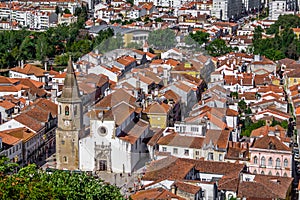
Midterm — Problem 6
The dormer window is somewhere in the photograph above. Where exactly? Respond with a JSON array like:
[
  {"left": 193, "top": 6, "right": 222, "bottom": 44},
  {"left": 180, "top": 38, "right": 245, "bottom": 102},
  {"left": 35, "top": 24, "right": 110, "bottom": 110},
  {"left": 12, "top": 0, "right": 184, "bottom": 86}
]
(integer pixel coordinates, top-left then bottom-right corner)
[
  {"left": 268, "top": 142, "right": 275, "bottom": 150},
  {"left": 65, "top": 106, "right": 69, "bottom": 116}
]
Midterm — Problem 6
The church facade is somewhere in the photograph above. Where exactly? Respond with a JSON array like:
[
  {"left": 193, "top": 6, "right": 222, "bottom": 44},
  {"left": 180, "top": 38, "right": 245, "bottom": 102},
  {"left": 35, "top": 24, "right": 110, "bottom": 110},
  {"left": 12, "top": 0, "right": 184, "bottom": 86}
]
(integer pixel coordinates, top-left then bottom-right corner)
[
  {"left": 79, "top": 101, "right": 150, "bottom": 173},
  {"left": 56, "top": 58, "right": 151, "bottom": 173}
]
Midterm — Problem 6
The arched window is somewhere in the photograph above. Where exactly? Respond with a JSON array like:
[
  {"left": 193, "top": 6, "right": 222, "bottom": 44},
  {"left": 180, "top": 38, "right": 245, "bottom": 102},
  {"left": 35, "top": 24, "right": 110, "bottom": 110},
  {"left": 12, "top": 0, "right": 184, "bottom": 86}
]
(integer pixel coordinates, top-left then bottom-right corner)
[
  {"left": 261, "top": 156, "right": 266, "bottom": 167},
  {"left": 276, "top": 172, "right": 280, "bottom": 176},
  {"left": 283, "top": 172, "right": 287, "bottom": 177},
  {"left": 268, "top": 171, "right": 272, "bottom": 176},
  {"left": 276, "top": 158, "right": 281, "bottom": 168},
  {"left": 268, "top": 157, "right": 273, "bottom": 166},
  {"left": 63, "top": 156, "right": 67, "bottom": 163},
  {"left": 261, "top": 171, "right": 264, "bottom": 175},
  {"left": 254, "top": 156, "right": 258, "bottom": 164},
  {"left": 284, "top": 159, "right": 288, "bottom": 167},
  {"left": 65, "top": 106, "right": 69, "bottom": 116},
  {"left": 253, "top": 170, "right": 257, "bottom": 174}
]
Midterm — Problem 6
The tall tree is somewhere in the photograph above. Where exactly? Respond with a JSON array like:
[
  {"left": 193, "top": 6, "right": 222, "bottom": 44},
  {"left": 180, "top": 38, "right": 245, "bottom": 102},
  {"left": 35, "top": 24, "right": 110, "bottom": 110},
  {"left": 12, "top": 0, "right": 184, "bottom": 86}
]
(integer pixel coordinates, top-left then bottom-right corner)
[
  {"left": 148, "top": 28, "right": 176, "bottom": 50},
  {"left": 205, "top": 39, "right": 232, "bottom": 57}
]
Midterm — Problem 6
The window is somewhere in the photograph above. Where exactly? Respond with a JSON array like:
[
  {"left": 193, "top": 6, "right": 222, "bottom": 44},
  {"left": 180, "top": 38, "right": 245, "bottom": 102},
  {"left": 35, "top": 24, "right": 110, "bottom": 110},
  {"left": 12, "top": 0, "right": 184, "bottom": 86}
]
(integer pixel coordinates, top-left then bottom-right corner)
[
  {"left": 173, "top": 148, "right": 178, "bottom": 154},
  {"left": 253, "top": 170, "right": 257, "bottom": 174},
  {"left": 208, "top": 152, "right": 213, "bottom": 160},
  {"left": 191, "top": 127, "right": 199, "bottom": 132},
  {"left": 162, "top": 147, "right": 167, "bottom": 152},
  {"left": 59, "top": 105, "right": 62, "bottom": 114},
  {"left": 268, "top": 171, "right": 272, "bottom": 176},
  {"left": 276, "top": 172, "right": 280, "bottom": 176},
  {"left": 254, "top": 156, "right": 258, "bottom": 164},
  {"left": 61, "top": 140, "right": 65, "bottom": 145},
  {"left": 261, "top": 156, "right": 266, "bottom": 167},
  {"left": 63, "top": 156, "right": 68, "bottom": 163},
  {"left": 284, "top": 159, "right": 288, "bottom": 167},
  {"left": 219, "top": 154, "right": 223, "bottom": 161},
  {"left": 184, "top": 149, "right": 189, "bottom": 156},
  {"left": 261, "top": 171, "right": 264, "bottom": 175},
  {"left": 195, "top": 151, "right": 199, "bottom": 156},
  {"left": 65, "top": 106, "right": 69, "bottom": 116},
  {"left": 276, "top": 158, "right": 281, "bottom": 168},
  {"left": 294, "top": 78, "right": 297, "bottom": 83},
  {"left": 283, "top": 172, "right": 287, "bottom": 177},
  {"left": 268, "top": 157, "right": 273, "bottom": 166}
]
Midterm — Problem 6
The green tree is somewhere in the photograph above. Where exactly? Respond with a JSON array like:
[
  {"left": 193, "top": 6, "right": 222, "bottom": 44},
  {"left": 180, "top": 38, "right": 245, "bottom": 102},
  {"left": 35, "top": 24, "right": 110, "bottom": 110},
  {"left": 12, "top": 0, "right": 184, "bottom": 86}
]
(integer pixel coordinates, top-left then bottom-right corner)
[
  {"left": 206, "top": 39, "right": 232, "bottom": 57},
  {"left": 127, "top": 42, "right": 141, "bottom": 49},
  {"left": 148, "top": 29, "right": 176, "bottom": 50},
  {"left": 189, "top": 31, "right": 209, "bottom": 46},
  {"left": 238, "top": 99, "right": 247, "bottom": 113},
  {"left": 154, "top": 18, "right": 163, "bottom": 22},
  {"left": 36, "top": 34, "right": 50, "bottom": 61},
  {"left": 0, "top": 156, "right": 124, "bottom": 199},
  {"left": 55, "top": 6, "right": 60, "bottom": 15},
  {"left": 63, "top": 8, "right": 71, "bottom": 14}
]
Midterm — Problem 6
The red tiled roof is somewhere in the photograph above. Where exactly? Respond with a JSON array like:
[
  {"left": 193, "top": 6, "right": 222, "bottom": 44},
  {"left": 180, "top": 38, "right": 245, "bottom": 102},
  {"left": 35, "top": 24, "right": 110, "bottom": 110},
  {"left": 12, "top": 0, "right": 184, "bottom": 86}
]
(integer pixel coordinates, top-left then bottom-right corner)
[
  {"left": 10, "top": 64, "right": 47, "bottom": 77},
  {"left": 0, "top": 100, "right": 15, "bottom": 110}
]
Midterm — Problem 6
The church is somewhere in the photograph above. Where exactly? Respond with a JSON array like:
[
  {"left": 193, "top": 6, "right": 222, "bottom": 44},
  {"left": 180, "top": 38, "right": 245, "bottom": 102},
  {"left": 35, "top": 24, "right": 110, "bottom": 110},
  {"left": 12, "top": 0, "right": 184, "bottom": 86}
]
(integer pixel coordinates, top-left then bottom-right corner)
[{"left": 56, "top": 58, "right": 151, "bottom": 173}]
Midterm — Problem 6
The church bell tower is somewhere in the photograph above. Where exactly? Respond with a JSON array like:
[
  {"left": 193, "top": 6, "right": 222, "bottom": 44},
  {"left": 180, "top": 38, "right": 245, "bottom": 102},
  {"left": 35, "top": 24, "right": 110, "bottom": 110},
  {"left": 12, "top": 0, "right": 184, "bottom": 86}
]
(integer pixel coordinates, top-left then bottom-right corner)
[{"left": 56, "top": 57, "right": 83, "bottom": 170}]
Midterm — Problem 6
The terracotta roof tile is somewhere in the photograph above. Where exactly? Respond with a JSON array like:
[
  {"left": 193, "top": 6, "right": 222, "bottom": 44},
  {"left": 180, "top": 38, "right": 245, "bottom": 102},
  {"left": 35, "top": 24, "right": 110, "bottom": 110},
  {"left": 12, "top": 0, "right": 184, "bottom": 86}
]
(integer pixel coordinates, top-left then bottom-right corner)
[
  {"left": 95, "top": 88, "right": 136, "bottom": 108},
  {"left": 131, "top": 187, "right": 185, "bottom": 200},
  {"left": 237, "top": 174, "right": 293, "bottom": 199},
  {"left": 0, "top": 132, "right": 21, "bottom": 146},
  {"left": 14, "top": 113, "right": 43, "bottom": 132},
  {"left": 10, "top": 64, "right": 47, "bottom": 77},
  {"left": 119, "top": 120, "right": 149, "bottom": 144},
  {"left": 0, "top": 127, "right": 35, "bottom": 143},
  {"left": 157, "top": 132, "right": 205, "bottom": 149},
  {"left": 0, "top": 76, "right": 19, "bottom": 84},
  {"left": 0, "top": 100, "right": 15, "bottom": 110},
  {"left": 251, "top": 135, "right": 291, "bottom": 151},
  {"left": 172, "top": 181, "right": 201, "bottom": 194},
  {"left": 144, "top": 102, "right": 171, "bottom": 114}
]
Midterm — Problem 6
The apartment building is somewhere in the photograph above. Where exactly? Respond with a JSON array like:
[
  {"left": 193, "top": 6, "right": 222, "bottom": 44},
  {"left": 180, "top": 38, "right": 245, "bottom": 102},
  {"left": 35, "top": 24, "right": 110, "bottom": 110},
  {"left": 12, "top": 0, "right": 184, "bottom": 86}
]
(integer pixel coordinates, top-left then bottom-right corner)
[{"left": 211, "top": 0, "right": 243, "bottom": 21}]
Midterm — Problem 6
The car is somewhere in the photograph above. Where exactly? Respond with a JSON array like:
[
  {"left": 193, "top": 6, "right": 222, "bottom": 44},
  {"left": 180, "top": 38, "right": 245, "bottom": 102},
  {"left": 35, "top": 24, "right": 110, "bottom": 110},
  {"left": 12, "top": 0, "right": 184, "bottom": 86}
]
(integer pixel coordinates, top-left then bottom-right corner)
[
  {"left": 295, "top": 153, "right": 300, "bottom": 159},
  {"left": 294, "top": 143, "right": 299, "bottom": 148}
]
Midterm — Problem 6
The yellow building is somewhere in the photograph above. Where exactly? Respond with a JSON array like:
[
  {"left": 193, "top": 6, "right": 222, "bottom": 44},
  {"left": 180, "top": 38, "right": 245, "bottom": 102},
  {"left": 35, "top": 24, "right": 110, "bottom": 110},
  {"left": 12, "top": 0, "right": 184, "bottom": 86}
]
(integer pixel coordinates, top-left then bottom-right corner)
[
  {"left": 171, "top": 62, "right": 201, "bottom": 78},
  {"left": 285, "top": 70, "right": 300, "bottom": 88},
  {"left": 122, "top": 30, "right": 151, "bottom": 47},
  {"left": 143, "top": 102, "right": 171, "bottom": 129}
]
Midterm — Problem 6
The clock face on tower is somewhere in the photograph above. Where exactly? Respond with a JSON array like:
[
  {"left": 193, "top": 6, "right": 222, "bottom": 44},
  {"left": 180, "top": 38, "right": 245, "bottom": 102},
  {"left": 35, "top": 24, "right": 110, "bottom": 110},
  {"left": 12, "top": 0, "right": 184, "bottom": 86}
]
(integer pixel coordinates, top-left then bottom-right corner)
[
  {"left": 97, "top": 126, "right": 107, "bottom": 137},
  {"left": 64, "top": 120, "right": 70, "bottom": 127}
]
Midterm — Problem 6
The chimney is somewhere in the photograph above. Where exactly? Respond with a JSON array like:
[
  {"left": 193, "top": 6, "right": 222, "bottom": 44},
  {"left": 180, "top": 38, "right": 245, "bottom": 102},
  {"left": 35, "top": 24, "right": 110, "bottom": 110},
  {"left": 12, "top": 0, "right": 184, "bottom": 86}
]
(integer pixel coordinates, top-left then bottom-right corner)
[
  {"left": 153, "top": 67, "right": 158, "bottom": 74},
  {"left": 44, "top": 62, "right": 47, "bottom": 71},
  {"left": 21, "top": 60, "right": 24, "bottom": 69}
]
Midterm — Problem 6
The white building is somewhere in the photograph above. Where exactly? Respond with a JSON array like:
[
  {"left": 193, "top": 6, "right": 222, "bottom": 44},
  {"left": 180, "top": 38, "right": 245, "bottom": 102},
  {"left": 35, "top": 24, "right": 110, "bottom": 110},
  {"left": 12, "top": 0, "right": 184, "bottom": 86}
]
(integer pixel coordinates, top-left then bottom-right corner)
[
  {"left": 269, "top": 0, "right": 294, "bottom": 20},
  {"left": 9, "top": 64, "right": 49, "bottom": 83},
  {"left": 79, "top": 101, "right": 150, "bottom": 173},
  {"left": 211, "top": 0, "right": 243, "bottom": 21}
]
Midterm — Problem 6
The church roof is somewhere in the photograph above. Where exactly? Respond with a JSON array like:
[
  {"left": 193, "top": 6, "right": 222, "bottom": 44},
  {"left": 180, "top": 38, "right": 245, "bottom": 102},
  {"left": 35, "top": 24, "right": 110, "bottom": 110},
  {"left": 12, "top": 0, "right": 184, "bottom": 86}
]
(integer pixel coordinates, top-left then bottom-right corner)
[{"left": 59, "top": 57, "right": 81, "bottom": 102}]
